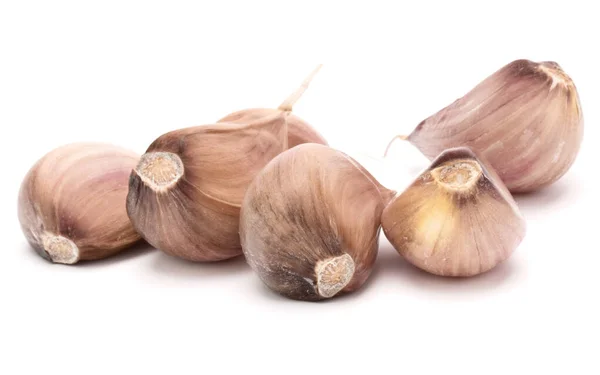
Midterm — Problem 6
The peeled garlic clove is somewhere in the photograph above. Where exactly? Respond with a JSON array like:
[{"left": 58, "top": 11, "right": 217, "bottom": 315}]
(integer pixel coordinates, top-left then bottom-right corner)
[
  {"left": 381, "top": 147, "right": 526, "bottom": 277},
  {"left": 387, "top": 59, "right": 584, "bottom": 193},
  {"left": 240, "top": 143, "right": 395, "bottom": 301},
  {"left": 127, "top": 114, "right": 289, "bottom": 262},
  {"left": 218, "top": 65, "right": 328, "bottom": 148},
  {"left": 18, "top": 143, "right": 142, "bottom": 264}
]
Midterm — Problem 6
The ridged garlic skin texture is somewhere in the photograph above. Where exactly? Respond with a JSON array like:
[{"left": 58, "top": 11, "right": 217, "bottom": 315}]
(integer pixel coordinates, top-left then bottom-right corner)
[
  {"left": 127, "top": 113, "right": 324, "bottom": 262},
  {"left": 18, "top": 143, "right": 141, "bottom": 264},
  {"left": 381, "top": 148, "right": 526, "bottom": 277},
  {"left": 240, "top": 143, "right": 391, "bottom": 301},
  {"left": 219, "top": 108, "right": 328, "bottom": 148},
  {"left": 408, "top": 59, "right": 583, "bottom": 193}
]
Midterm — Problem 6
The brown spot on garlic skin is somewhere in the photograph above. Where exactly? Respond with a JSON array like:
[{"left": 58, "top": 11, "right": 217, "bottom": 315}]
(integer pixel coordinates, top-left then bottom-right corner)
[
  {"left": 404, "top": 59, "right": 583, "bottom": 193},
  {"left": 127, "top": 113, "right": 292, "bottom": 262},
  {"left": 17, "top": 143, "right": 142, "bottom": 264},
  {"left": 381, "top": 147, "right": 526, "bottom": 277},
  {"left": 240, "top": 143, "right": 393, "bottom": 301}
]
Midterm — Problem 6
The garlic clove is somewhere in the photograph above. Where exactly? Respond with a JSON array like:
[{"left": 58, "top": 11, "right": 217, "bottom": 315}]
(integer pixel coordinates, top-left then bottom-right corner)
[
  {"left": 127, "top": 113, "right": 290, "bottom": 262},
  {"left": 381, "top": 147, "right": 526, "bottom": 277},
  {"left": 240, "top": 143, "right": 395, "bottom": 301},
  {"left": 386, "top": 59, "right": 584, "bottom": 193},
  {"left": 18, "top": 143, "right": 142, "bottom": 264},
  {"left": 217, "top": 65, "right": 328, "bottom": 148}
]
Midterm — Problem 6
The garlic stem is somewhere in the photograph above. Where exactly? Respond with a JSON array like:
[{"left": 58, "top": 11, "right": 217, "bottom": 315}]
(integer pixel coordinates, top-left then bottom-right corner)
[
  {"left": 383, "top": 134, "right": 408, "bottom": 157},
  {"left": 278, "top": 64, "right": 323, "bottom": 112}
]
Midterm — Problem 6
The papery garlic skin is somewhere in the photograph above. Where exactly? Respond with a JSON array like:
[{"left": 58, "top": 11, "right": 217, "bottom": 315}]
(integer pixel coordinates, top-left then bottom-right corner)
[
  {"left": 127, "top": 114, "right": 290, "bottom": 262},
  {"left": 240, "top": 143, "right": 394, "bottom": 301},
  {"left": 402, "top": 59, "right": 583, "bottom": 193},
  {"left": 381, "top": 147, "right": 526, "bottom": 277},
  {"left": 18, "top": 143, "right": 142, "bottom": 264},
  {"left": 218, "top": 65, "right": 328, "bottom": 148},
  {"left": 218, "top": 108, "right": 327, "bottom": 148}
]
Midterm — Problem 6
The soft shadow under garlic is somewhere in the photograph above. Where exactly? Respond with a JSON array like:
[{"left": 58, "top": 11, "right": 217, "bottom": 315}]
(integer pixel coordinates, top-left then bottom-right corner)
[
  {"left": 76, "top": 241, "right": 155, "bottom": 268},
  {"left": 253, "top": 266, "right": 380, "bottom": 304},
  {"left": 372, "top": 242, "right": 522, "bottom": 294},
  {"left": 513, "top": 177, "right": 581, "bottom": 218},
  {"left": 24, "top": 240, "right": 155, "bottom": 268},
  {"left": 151, "top": 252, "right": 251, "bottom": 280}
]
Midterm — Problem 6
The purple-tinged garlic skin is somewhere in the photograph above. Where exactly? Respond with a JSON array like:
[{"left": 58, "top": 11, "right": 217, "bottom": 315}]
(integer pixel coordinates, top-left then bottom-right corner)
[
  {"left": 396, "top": 59, "right": 583, "bottom": 193},
  {"left": 381, "top": 147, "right": 526, "bottom": 277},
  {"left": 240, "top": 143, "right": 395, "bottom": 301},
  {"left": 18, "top": 143, "right": 142, "bottom": 264}
]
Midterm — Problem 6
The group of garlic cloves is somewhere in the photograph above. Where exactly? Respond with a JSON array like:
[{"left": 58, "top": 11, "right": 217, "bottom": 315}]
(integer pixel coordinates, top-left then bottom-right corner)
[{"left": 18, "top": 59, "right": 583, "bottom": 301}]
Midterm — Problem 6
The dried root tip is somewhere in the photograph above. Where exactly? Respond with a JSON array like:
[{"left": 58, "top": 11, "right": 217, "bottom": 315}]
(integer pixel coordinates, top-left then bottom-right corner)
[
  {"left": 315, "top": 253, "right": 355, "bottom": 298},
  {"left": 383, "top": 134, "right": 409, "bottom": 157},
  {"left": 430, "top": 159, "right": 482, "bottom": 194},
  {"left": 135, "top": 152, "right": 184, "bottom": 192},
  {"left": 278, "top": 64, "right": 323, "bottom": 112},
  {"left": 41, "top": 233, "right": 79, "bottom": 264},
  {"left": 537, "top": 61, "right": 575, "bottom": 90}
]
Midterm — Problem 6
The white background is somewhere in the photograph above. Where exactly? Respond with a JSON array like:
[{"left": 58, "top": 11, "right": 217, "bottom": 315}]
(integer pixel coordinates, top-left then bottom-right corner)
[{"left": 1, "top": 1, "right": 598, "bottom": 374}]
